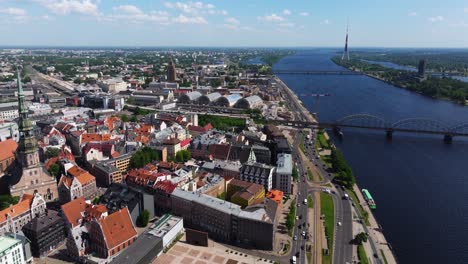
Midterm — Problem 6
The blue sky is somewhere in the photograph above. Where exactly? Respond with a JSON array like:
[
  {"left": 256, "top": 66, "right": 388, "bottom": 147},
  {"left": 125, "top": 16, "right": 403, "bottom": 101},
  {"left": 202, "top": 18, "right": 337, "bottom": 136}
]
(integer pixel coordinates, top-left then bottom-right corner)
[{"left": 0, "top": 0, "right": 467, "bottom": 47}]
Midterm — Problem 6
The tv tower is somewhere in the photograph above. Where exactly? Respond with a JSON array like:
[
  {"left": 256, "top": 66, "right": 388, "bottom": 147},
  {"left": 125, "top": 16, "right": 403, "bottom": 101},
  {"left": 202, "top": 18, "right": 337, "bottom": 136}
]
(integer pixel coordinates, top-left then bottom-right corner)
[{"left": 341, "top": 20, "right": 350, "bottom": 61}]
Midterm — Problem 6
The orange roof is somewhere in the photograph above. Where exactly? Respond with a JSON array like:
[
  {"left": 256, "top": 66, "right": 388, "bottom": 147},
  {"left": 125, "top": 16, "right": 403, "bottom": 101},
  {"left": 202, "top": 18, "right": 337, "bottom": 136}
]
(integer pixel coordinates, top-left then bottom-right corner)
[
  {"left": 61, "top": 197, "right": 87, "bottom": 228},
  {"left": 100, "top": 208, "right": 137, "bottom": 251},
  {"left": 0, "top": 139, "right": 17, "bottom": 161},
  {"left": 58, "top": 175, "right": 73, "bottom": 188},
  {"left": 86, "top": 204, "right": 107, "bottom": 219},
  {"left": 76, "top": 172, "right": 96, "bottom": 185},
  {"left": 0, "top": 194, "right": 34, "bottom": 223},
  {"left": 81, "top": 133, "right": 111, "bottom": 144},
  {"left": 67, "top": 166, "right": 88, "bottom": 177},
  {"left": 266, "top": 189, "right": 283, "bottom": 205}
]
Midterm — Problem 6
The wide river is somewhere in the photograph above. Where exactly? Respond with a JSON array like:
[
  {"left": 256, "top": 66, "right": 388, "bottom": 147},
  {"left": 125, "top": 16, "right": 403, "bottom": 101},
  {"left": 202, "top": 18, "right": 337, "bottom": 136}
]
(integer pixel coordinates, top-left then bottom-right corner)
[{"left": 274, "top": 49, "right": 468, "bottom": 264}]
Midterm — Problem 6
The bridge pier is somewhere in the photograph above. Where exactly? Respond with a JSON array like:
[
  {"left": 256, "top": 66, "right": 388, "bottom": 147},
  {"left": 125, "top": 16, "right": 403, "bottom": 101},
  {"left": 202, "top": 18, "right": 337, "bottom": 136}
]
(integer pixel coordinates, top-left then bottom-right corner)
[
  {"left": 443, "top": 134, "right": 453, "bottom": 144},
  {"left": 386, "top": 130, "right": 393, "bottom": 140}
]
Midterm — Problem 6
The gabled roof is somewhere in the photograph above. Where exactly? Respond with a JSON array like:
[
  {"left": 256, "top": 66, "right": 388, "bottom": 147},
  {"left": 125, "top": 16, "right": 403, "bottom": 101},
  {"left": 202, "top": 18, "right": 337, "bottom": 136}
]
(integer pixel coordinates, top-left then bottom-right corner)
[
  {"left": 76, "top": 172, "right": 95, "bottom": 185},
  {"left": 99, "top": 207, "right": 137, "bottom": 250},
  {"left": 61, "top": 197, "right": 87, "bottom": 228}
]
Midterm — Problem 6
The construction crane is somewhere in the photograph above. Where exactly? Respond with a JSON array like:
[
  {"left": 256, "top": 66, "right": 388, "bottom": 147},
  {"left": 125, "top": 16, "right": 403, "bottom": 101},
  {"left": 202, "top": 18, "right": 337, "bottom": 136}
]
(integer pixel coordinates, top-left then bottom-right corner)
[{"left": 299, "top": 93, "right": 331, "bottom": 120}]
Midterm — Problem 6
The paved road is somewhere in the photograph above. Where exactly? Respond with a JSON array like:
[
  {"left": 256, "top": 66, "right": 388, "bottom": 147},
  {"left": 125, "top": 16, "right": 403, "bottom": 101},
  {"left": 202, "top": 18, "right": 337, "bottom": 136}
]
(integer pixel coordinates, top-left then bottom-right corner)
[{"left": 280, "top": 76, "right": 353, "bottom": 264}]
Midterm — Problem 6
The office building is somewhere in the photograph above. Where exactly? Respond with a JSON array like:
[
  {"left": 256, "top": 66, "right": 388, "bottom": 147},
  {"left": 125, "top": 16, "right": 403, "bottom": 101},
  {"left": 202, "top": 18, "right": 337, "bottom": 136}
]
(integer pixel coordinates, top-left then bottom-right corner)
[
  {"left": 239, "top": 162, "right": 275, "bottom": 191},
  {"left": 275, "top": 153, "right": 292, "bottom": 194}
]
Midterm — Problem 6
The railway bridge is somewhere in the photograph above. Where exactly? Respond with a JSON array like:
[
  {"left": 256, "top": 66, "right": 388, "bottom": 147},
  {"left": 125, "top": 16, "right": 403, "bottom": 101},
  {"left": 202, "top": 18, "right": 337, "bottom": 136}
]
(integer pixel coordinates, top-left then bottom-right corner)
[{"left": 269, "top": 114, "right": 468, "bottom": 143}]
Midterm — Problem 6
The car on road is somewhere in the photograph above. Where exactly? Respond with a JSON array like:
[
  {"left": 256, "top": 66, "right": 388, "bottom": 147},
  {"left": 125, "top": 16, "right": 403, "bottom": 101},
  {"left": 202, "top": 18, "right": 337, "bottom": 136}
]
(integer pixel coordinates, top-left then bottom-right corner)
[
  {"left": 337, "top": 222, "right": 342, "bottom": 226},
  {"left": 293, "top": 235, "right": 297, "bottom": 241},
  {"left": 301, "top": 231, "right": 306, "bottom": 237},
  {"left": 301, "top": 245, "right": 305, "bottom": 250}
]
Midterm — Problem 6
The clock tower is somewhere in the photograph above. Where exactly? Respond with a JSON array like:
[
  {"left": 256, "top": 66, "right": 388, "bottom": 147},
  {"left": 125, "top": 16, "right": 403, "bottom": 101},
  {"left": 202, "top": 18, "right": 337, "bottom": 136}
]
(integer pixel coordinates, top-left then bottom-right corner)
[{"left": 8, "top": 69, "right": 58, "bottom": 201}]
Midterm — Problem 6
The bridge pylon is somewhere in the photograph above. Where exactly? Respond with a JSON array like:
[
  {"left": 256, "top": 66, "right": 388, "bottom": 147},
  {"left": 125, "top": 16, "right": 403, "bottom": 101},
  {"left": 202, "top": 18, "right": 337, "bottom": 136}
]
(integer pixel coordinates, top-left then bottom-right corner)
[
  {"left": 443, "top": 134, "right": 453, "bottom": 144},
  {"left": 386, "top": 129, "right": 393, "bottom": 140}
]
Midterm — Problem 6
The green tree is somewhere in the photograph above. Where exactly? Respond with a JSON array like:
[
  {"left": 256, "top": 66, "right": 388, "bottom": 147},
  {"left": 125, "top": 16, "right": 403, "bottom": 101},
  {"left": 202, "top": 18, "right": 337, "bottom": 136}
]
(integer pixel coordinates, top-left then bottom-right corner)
[
  {"left": 175, "top": 151, "right": 184, "bottom": 162},
  {"left": 48, "top": 163, "right": 60, "bottom": 178},
  {"left": 136, "top": 209, "right": 150, "bottom": 227},
  {"left": 130, "top": 116, "right": 138, "bottom": 122},
  {"left": 181, "top": 150, "right": 191, "bottom": 161},
  {"left": 120, "top": 114, "right": 129, "bottom": 122},
  {"left": 354, "top": 232, "right": 368, "bottom": 245},
  {"left": 0, "top": 195, "right": 20, "bottom": 210},
  {"left": 92, "top": 197, "right": 100, "bottom": 205},
  {"left": 45, "top": 148, "right": 60, "bottom": 159}
]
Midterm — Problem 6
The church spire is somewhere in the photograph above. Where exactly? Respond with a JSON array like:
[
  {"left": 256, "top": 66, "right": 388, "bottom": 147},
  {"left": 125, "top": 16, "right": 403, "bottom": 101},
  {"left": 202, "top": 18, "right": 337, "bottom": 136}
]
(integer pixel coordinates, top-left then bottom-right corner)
[{"left": 17, "top": 69, "right": 28, "bottom": 116}]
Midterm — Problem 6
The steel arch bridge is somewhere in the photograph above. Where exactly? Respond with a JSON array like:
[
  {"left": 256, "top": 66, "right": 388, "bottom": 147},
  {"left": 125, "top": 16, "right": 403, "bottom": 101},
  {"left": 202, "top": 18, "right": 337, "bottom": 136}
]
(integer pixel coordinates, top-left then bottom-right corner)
[{"left": 267, "top": 113, "right": 468, "bottom": 142}]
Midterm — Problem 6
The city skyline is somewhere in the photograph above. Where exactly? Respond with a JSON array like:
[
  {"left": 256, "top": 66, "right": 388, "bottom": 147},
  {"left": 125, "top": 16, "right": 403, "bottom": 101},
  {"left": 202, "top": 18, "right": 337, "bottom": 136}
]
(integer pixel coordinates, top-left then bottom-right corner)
[{"left": 0, "top": 0, "right": 467, "bottom": 47}]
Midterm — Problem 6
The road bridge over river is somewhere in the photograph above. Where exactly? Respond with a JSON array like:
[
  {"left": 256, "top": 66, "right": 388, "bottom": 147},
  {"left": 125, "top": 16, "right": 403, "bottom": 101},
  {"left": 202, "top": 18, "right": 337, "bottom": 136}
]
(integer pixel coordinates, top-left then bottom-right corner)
[{"left": 269, "top": 113, "right": 468, "bottom": 143}]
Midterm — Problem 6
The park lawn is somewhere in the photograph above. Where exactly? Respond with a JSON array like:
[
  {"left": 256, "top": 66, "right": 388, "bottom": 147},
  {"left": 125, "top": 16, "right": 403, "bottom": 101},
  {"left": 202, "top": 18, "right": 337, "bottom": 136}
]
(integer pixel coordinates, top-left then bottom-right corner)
[
  {"left": 317, "top": 132, "right": 330, "bottom": 149},
  {"left": 358, "top": 244, "right": 370, "bottom": 264},
  {"left": 321, "top": 193, "right": 334, "bottom": 264}
]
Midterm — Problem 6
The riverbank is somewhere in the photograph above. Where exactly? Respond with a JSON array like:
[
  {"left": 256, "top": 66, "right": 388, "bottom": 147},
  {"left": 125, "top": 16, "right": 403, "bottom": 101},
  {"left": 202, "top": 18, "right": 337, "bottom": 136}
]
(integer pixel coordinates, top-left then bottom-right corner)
[
  {"left": 332, "top": 57, "right": 468, "bottom": 106},
  {"left": 276, "top": 74, "right": 396, "bottom": 263}
]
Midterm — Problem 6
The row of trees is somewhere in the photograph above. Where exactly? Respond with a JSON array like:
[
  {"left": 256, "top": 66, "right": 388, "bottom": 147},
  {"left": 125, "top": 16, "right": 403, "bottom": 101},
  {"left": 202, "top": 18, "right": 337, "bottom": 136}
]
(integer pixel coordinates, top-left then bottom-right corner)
[
  {"left": 129, "top": 147, "right": 161, "bottom": 169},
  {"left": 285, "top": 202, "right": 296, "bottom": 232},
  {"left": 172, "top": 150, "right": 192, "bottom": 163},
  {"left": 330, "top": 148, "right": 356, "bottom": 188}
]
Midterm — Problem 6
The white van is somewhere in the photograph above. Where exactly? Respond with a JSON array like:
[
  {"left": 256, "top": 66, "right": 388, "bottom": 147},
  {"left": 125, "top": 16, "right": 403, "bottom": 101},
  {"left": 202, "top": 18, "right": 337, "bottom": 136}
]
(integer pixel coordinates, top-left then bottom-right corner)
[{"left": 292, "top": 255, "right": 297, "bottom": 264}]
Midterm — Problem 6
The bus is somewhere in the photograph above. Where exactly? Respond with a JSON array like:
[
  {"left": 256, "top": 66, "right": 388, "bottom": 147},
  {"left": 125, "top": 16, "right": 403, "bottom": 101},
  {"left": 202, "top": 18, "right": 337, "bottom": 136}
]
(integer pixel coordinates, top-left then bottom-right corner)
[{"left": 362, "top": 189, "right": 376, "bottom": 210}]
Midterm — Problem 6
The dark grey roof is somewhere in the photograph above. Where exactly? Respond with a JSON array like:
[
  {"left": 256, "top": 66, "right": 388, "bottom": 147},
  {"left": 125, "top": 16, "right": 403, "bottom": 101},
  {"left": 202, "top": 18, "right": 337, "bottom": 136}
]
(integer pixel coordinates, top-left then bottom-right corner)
[
  {"left": 22, "top": 210, "right": 63, "bottom": 233},
  {"left": 110, "top": 231, "right": 163, "bottom": 264},
  {"left": 100, "top": 183, "right": 140, "bottom": 213}
]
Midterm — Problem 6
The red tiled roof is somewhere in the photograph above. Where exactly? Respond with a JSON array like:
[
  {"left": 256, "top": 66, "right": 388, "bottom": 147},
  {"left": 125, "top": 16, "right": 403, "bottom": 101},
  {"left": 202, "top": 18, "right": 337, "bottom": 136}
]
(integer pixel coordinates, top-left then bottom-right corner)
[
  {"left": 154, "top": 180, "right": 177, "bottom": 194},
  {"left": 99, "top": 208, "right": 137, "bottom": 251},
  {"left": 61, "top": 197, "right": 87, "bottom": 228},
  {"left": 0, "top": 194, "right": 34, "bottom": 223},
  {"left": 180, "top": 138, "right": 192, "bottom": 148},
  {"left": 76, "top": 172, "right": 96, "bottom": 185},
  {"left": 81, "top": 133, "right": 111, "bottom": 144},
  {"left": 0, "top": 139, "right": 17, "bottom": 161}
]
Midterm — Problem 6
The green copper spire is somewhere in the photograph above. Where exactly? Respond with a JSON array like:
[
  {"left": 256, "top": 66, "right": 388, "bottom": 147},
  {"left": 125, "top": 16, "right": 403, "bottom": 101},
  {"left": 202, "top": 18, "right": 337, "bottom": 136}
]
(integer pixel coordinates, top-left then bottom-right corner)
[{"left": 17, "top": 69, "right": 28, "bottom": 115}]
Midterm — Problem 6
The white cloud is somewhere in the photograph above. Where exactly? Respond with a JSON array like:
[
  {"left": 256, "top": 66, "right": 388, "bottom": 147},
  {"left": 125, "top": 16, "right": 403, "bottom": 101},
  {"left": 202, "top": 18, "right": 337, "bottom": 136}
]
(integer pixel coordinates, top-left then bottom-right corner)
[
  {"left": 278, "top": 22, "right": 294, "bottom": 28},
  {"left": 464, "top": 8, "right": 468, "bottom": 13},
  {"left": 172, "top": 14, "right": 207, "bottom": 24},
  {"left": 428, "top": 16, "right": 444, "bottom": 22},
  {"left": 113, "top": 5, "right": 143, "bottom": 15},
  {"left": 220, "top": 10, "right": 228, "bottom": 15},
  {"left": 320, "top": 19, "right": 331, "bottom": 25},
  {"left": 299, "top": 12, "right": 309, "bottom": 16},
  {"left": 408, "top": 12, "right": 417, "bottom": 16},
  {"left": 283, "top": 9, "right": 291, "bottom": 16},
  {"left": 0, "top": 7, "right": 27, "bottom": 16},
  {"left": 41, "top": 14, "right": 55, "bottom": 21},
  {"left": 223, "top": 17, "right": 240, "bottom": 30},
  {"left": 34, "top": 0, "right": 99, "bottom": 15},
  {"left": 225, "top": 17, "right": 239, "bottom": 25},
  {"left": 164, "top": 1, "right": 217, "bottom": 15},
  {"left": 257, "top": 13, "right": 284, "bottom": 22}
]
